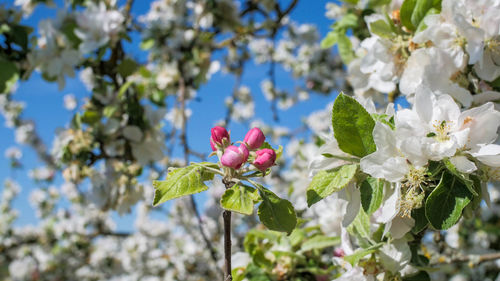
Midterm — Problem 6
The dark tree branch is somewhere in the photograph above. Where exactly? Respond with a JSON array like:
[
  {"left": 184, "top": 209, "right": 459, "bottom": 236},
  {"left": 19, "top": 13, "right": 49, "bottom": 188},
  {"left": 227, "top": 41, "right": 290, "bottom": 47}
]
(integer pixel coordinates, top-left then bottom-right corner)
[{"left": 222, "top": 179, "right": 235, "bottom": 281}]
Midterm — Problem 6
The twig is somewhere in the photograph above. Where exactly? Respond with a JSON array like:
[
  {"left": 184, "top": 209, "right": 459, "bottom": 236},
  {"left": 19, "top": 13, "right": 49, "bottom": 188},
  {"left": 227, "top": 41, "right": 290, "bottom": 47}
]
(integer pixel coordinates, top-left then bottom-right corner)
[
  {"left": 222, "top": 178, "right": 235, "bottom": 281},
  {"left": 0, "top": 231, "right": 131, "bottom": 254},
  {"left": 268, "top": 45, "right": 280, "bottom": 122}
]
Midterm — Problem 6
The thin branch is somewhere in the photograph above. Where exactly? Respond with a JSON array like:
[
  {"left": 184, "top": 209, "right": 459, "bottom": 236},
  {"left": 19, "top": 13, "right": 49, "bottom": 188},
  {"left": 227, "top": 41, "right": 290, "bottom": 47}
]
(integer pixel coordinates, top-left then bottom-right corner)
[
  {"left": 0, "top": 231, "right": 131, "bottom": 254},
  {"left": 268, "top": 46, "right": 280, "bottom": 122},
  {"left": 279, "top": 0, "right": 299, "bottom": 19},
  {"left": 222, "top": 179, "right": 235, "bottom": 281}
]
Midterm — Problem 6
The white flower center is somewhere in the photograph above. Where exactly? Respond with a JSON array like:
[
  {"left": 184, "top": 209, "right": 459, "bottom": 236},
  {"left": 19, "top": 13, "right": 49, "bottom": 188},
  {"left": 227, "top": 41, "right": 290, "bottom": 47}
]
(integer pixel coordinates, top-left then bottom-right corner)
[
  {"left": 431, "top": 120, "right": 452, "bottom": 142},
  {"left": 399, "top": 166, "right": 427, "bottom": 217}
]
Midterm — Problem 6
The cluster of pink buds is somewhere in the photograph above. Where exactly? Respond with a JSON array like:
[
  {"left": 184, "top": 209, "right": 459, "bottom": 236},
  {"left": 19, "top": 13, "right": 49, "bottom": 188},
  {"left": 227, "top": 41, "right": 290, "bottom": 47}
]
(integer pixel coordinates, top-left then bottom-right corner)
[{"left": 210, "top": 126, "right": 276, "bottom": 172}]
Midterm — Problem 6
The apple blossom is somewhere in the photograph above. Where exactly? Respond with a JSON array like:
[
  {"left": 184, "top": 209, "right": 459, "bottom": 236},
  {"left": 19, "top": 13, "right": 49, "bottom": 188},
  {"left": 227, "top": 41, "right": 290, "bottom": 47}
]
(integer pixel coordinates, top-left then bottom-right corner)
[
  {"left": 221, "top": 145, "right": 249, "bottom": 169},
  {"left": 243, "top": 127, "right": 266, "bottom": 150},
  {"left": 253, "top": 148, "right": 276, "bottom": 171},
  {"left": 210, "top": 126, "right": 230, "bottom": 151}
]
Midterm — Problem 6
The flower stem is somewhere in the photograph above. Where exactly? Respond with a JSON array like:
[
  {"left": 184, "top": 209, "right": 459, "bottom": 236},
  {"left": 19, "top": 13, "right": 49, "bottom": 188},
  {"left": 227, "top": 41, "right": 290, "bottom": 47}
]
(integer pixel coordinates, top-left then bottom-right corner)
[{"left": 222, "top": 179, "right": 234, "bottom": 280}]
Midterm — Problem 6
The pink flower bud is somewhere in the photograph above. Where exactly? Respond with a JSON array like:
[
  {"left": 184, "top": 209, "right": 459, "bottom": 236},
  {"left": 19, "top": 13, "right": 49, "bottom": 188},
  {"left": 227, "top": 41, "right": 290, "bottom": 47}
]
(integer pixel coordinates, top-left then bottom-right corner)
[
  {"left": 253, "top": 148, "right": 276, "bottom": 171},
  {"left": 221, "top": 145, "right": 249, "bottom": 169},
  {"left": 239, "top": 143, "right": 249, "bottom": 162},
  {"left": 210, "top": 126, "right": 230, "bottom": 151},
  {"left": 333, "top": 248, "right": 345, "bottom": 257},
  {"left": 243, "top": 127, "right": 265, "bottom": 150}
]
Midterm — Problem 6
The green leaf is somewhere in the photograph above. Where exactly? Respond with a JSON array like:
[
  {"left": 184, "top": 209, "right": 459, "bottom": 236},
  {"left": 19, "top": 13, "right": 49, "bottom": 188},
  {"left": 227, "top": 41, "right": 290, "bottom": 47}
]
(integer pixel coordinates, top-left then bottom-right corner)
[
  {"left": 333, "top": 14, "right": 358, "bottom": 31},
  {"left": 81, "top": 110, "right": 100, "bottom": 124},
  {"left": 117, "top": 58, "right": 138, "bottom": 78},
  {"left": 415, "top": 7, "right": 440, "bottom": 33},
  {"left": 10, "top": 24, "right": 31, "bottom": 50},
  {"left": 0, "top": 58, "right": 19, "bottom": 93},
  {"left": 427, "top": 161, "right": 444, "bottom": 179},
  {"left": 321, "top": 31, "right": 338, "bottom": 49},
  {"left": 71, "top": 113, "right": 82, "bottom": 129},
  {"left": 443, "top": 158, "right": 478, "bottom": 196},
  {"left": 403, "top": 271, "right": 431, "bottom": 281},
  {"left": 410, "top": 244, "right": 430, "bottom": 267},
  {"left": 140, "top": 39, "right": 155, "bottom": 50},
  {"left": 289, "top": 229, "right": 306, "bottom": 247},
  {"left": 220, "top": 184, "right": 257, "bottom": 215},
  {"left": 300, "top": 235, "right": 340, "bottom": 252},
  {"left": 103, "top": 105, "right": 118, "bottom": 118},
  {"left": 360, "top": 177, "right": 384, "bottom": 214},
  {"left": 61, "top": 20, "right": 82, "bottom": 48},
  {"left": 259, "top": 142, "right": 273, "bottom": 150},
  {"left": 401, "top": 0, "right": 437, "bottom": 31},
  {"left": 468, "top": 175, "right": 483, "bottom": 210},
  {"left": 306, "top": 164, "right": 358, "bottom": 207},
  {"left": 371, "top": 113, "right": 395, "bottom": 129},
  {"left": 275, "top": 145, "right": 283, "bottom": 161},
  {"left": 153, "top": 165, "right": 214, "bottom": 206},
  {"left": 258, "top": 188, "right": 297, "bottom": 234},
  {"left": 341, "top": 0, "right": 359, "bottom": 4},
  {"left": 369, "top": 20, "right": 394, "bottom": 38},
  {"left": 400, "top": 0, "right": 417, "bottom": 31},
  {"left": 353, "top": 208, "right": 371, "bottom": 238},
  {"left": 118, "top": 80, "right": 134, "bottom": 98},
  {"left": 336, "top": 34, "right": 354, "bottom": 64},
  {"left": 411, "top": 207, "right": 428, "bottom": 234},
  {"left": 411, "top": 0, "right": 434, "bottom": 29},
  {"left": 344, "top": 243, "right": 383, "bottom": 266},
  {"left": 368, "top": 0, "right": 391, "bottom": 8},
  {"left": 332, "top": 93, "right": 376, "bottom": 157},
  {"left": 490, "top": 76, "right": 500, "bottom": 88},
  {"left": 425, "top": 172, "right": 473, "bottom": 230}
]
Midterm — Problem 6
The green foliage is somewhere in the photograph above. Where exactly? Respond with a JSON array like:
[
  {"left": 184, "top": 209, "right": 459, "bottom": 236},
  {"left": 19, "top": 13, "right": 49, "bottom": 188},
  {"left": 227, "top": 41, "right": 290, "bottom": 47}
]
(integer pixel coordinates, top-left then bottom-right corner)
[
  {"left": 81, "top": 110, "right": 100, "bottom": 124},
  {"left": 425, "top": 172, "right": 473, "bottom": 230},
  {"left": 352, "top": 208, "right": 371, "bottom": 239},
  {"left": 332, "top": 93, "right": 376, "bottom": 157},
  {"left": 0, "top": 58, "right": 19, "bottom": 94},
  {"left": 321, "top": 13, "right": 358, "bottom": 63},
  {"left": 415, "top": 8, "right": 440, "bottom": 32},
  {"left": 306, "top": 164, "right": 358, "bottom": 207},
  {"left": 152, "top": 164, "right": 216, "bottom": 206},
  {"left": 334, "top": 14, "right": 359, "bottom": 30},
  {"left": 237, "top": 226, "right": 338, "bottom": 281},
  {"left": 369, "top": 19, "right": 394, "bottom": 39},
  {"left": 336, "top": 33, "right": 354, "bottom": 64},
  {"left": 343, "top": 243, "right": 383, "bottom": 266},
  {"left": 140, "top": 39, "right": 155, "bottom": 50},
  {"left": 61, "top": 19, "right": 82, "bottom": 48},
  {"left": 401, "top": 0, "right": 441, "bottom": 31},
  {"left": 117, "top": 58, "right": 139, "bottom": 78},
  {"left": 360, "top": 177, "right": 384, "bottom": 215},
  {"left": 220, "top": 184, "right": 259, "bottom": 215},
  {"left": 368, "top": 0, "right": 392, "bottom": 7},
  {"left": 258, "top": 188, "right": 297, "bottom": 234},
  {"left": 300, "top": 235, "right": 340, "bottom": 252},
  {"left": 321, "top": 31, "right": 338, "bottom": 49},
  {"left": 443, "top": 158, "right": 478, "bottom": 196},
  {"left": 411, "top": 207, "right": 428, "bottom": 234}
]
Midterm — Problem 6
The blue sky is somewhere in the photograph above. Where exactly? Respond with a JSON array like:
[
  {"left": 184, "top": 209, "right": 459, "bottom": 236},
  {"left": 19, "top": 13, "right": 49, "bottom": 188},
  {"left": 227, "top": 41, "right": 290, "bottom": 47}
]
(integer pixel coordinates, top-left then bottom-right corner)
[{"left": 0, "top": 0, "right": 344, "bottom": 230}]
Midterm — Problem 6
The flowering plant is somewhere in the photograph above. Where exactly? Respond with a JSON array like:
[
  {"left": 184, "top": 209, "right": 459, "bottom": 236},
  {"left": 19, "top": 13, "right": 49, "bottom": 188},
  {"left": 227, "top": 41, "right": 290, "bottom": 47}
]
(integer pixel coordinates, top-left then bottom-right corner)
[
  {"left": 3, "top": 0, "right": 500, "bottom": 280},
  {"left": 153, "top": 127, "right": 292, "bottom": 279}
]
